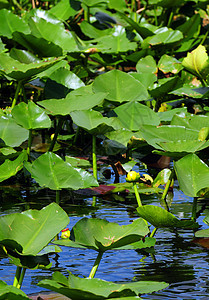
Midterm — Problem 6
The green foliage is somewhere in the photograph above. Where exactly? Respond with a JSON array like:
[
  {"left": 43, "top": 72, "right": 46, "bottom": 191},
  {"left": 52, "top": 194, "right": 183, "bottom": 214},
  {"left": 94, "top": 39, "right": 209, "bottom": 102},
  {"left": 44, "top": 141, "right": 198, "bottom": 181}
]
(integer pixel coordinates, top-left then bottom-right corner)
[{"left": 1, "top": 0, "right": 209, "bottom": 297}]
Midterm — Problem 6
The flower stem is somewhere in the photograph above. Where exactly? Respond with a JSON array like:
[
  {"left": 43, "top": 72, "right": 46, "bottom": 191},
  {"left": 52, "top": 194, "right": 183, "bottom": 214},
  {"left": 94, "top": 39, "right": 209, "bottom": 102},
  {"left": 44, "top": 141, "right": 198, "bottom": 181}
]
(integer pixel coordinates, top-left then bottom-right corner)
[
  {"left": 92, "top": 135, "right": 97, "bottom": 181},
  {"left": 11, "top": 81, "right": 22, "bottom": 109},
  {"left": 49, "top": 117, "right": 64, "bottom": 152},
  {"left": 89, "top": 252, "right": 103, "bottom": 278},
  {"left": 191, "top": 197, "right": 198, "bottom": 222},
  {"left": 27, "top": 129, "right": 33, "bottom": 156},
  {"left": 133, "top": 182, "right": 142, "bottom": 207},
  {"left": 13, "top": 266, "right": 26, "bottom": 289},
  {"left": 161, "top": 169, "right": 174, "bottom": 211}
]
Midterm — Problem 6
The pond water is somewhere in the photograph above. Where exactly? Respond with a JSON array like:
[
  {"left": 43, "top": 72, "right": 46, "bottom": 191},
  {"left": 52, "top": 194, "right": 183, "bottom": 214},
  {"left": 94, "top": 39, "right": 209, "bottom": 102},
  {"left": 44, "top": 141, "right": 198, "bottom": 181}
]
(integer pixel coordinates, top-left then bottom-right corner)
[{"left": 0, "top": 169, "right": 209, "bottom": 299}]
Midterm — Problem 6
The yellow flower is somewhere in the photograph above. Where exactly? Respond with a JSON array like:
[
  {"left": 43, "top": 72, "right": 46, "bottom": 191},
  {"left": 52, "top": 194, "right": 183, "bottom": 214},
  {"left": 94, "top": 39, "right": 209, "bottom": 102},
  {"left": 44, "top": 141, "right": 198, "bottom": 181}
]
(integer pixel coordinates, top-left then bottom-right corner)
[
  {"left": 61, "top": 228, "right": 70, "bottom": 239},
  {"left": 142, "top": 174, "right": 153, "bottom": 183},
  {"left": 126, "top": 171, "right": 140, "bottom": 182}
]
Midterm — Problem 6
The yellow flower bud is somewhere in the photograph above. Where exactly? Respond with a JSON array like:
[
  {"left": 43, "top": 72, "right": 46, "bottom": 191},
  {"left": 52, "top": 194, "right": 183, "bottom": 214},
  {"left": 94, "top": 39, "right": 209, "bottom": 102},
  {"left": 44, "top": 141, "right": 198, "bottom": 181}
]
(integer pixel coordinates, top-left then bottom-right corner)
[
  {"left": 126, "top": 171, "right": 140, "bottom": 182},
  {"left": 61, "top": 228, "right": 70, "bottom": 239}
]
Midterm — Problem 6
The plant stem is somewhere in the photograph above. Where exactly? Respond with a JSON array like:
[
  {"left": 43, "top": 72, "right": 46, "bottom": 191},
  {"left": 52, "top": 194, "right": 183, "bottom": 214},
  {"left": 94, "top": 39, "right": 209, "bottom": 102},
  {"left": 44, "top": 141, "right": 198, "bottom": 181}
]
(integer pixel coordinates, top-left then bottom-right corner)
[
  {"left": 89, "top": 251, "right": 103, "bottom": 278},
  {"left": 13, "top": 266, "right": 26, "bottom": 289},
  {"left": 17, "top": 267, "right": 26, "bottom": 289},
  {"left": 201, "top": 30, "right": 209, "bottom": 45},
  {"left": 192, "top": 197, "right": 198, "bottom": 222},
  {"left": 133, "top": 182, "right": 142, "bottom": 207},
  {"left": 49, "top": 117, "right": 64, "bottom": 152},
  {"left": 27, "top": 129, "right": 33, "bottom": 156},
  {"left": 150, "top": 227, "right": 157, "bottom": 238},
  {"left": 11, "top": 81, "right": 22, "bottom": 109},
  {"left": 161, "top": 170, "right": 174, "bottom": 211},
  {"left": 84, "top": 5, "right": 90, "bottom": 22},
  {"left": 167, "top": 9, "right": 174, "bottom": 27},
  {"left": 154, "top": 5, "right": 158, "bottom": 26},
  {"left": 92, "top": 135, "right": 97, "bottom": 181}
]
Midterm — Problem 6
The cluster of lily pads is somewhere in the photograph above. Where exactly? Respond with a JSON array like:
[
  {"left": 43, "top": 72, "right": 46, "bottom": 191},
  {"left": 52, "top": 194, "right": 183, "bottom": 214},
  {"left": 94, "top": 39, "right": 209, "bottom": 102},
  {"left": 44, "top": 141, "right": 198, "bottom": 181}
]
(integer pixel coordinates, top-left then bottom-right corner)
[{"left": 1, "top": 0, "right": 209, "bottom": 298}]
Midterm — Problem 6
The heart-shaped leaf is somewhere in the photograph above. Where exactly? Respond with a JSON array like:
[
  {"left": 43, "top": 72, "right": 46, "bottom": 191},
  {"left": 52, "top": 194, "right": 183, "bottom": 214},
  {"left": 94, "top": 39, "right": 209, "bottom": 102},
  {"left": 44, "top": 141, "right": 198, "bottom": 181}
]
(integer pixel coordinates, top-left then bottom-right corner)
[
  {"left": 174, "top": 153, "right": 209, "bottom": 197},
  {"left": 0, "top": 151, "right": 27, "bottom": 182},
  {"left": 137, "top": 205, "right": 198, "bottom": 229},
  {"left": 114, "top": 101, "right": 160, "bottom": 131},
  {"left": 0, "top": 114, "right": 29, "bottom": 147},
  {"left": 12, "top": 101, "right": 51, "bottom": 129},
  {"left": 24, "top": 152, "right": 98, "bottom": 190},
  {"left": 93, "top": 69, "right": 149, "bottom": 103},
  {"left": 54, "top": 217, "right": 149, "bottom": 252},
  {"left": 0, "top": 203, "right": 69, "bottom": 256},
  {"left": 0, "top": 281, "right": 29, "bottom": 299},
  {"left": 182, "top": 45, "right": 209, "bottom": 80},
  {"left": 38, "top": 271, "right": 168, "bottom": 299}
]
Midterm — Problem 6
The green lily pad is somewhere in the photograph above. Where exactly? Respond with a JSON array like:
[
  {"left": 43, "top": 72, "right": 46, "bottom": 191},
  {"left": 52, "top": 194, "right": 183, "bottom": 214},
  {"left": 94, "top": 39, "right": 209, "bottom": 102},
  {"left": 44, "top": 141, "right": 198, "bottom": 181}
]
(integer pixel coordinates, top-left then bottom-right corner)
[
  {"left": 93, "top": 69, "right": 149, "bottom": 103},
  {"left": 0, "top": 53, "right": 61, "bottom": 81},
  {"left": 174, "top": 153, "right": 209, "bottom": 197},
  {"left": 38, "top": 271, "right": 168, "bottom": 299},
  {"left": 0, "top": 203, "right": 69, "bottom": 256},
  {"left": 54, "top": 217, "right": 149, "bottom": 252},
  {"left": 137, "top": 205, "right": 198, "bottom": 229},
  {"left": 114, "top": 101, "right": 160, "bottom": 131},
  {"left": 0, "top": 114, "right": 29, "bottom": 147},
  {"left": 24, "top": 152, "right": 98, "bottom": 190},
  {"left": 0, "top": 151, "right": 27, "bottom": 182},
  {"left": 182, "top": 45, "right": 209, "bottom": 80},
  {"left": 12, "top": 101, "right": 51, "bottom": 130},
  {"left": 0, "top": 280, "right": 29, "bottom": 299}
]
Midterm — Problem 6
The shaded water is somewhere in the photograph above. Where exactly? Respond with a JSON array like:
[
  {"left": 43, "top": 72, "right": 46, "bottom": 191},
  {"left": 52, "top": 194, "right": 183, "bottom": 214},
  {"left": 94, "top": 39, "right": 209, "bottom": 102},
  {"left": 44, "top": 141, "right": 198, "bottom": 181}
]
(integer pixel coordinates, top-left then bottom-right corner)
[{"left": 1, "top": 177, "right": 209, "bottom": 299}]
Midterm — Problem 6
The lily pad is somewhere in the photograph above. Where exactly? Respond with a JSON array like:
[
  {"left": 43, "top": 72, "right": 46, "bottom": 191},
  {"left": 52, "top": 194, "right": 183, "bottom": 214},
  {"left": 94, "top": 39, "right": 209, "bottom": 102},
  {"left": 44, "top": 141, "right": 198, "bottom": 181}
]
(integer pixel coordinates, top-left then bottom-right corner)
[
  {"left": 0, "top": 151, "right": 27, "bottom": 182},
  {"left": 137, "top": 205, "right": 198, "bottom": 229},
  {"left": 38, "top": 271, "right": 168, "bottom": 299},
  {"left": 54, "top": 217, "right": 149, "bottom": 252},
  {"left": 0, "top": 203, "right": 69, "bottom": 256},
  {"left": 93, "top": 69, "right": 149, "bottom": 103},
  {"left": 12, "top": 101, "right": 51, "bottom": 129},
  {"left": 25, "top": 152, "right": 98, "bottom": 190},
  {"left": 174, "top": 153, "right": 209, "bottom": 197},
  {"left": 0, "top": 280, "right": 29, "bottom": 299}
]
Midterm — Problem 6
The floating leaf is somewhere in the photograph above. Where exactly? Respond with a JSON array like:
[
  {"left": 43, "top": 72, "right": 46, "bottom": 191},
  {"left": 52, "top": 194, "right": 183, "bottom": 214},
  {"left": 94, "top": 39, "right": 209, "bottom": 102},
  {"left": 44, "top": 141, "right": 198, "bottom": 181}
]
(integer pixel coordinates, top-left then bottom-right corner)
[
  {"left": 137, "top": 205, "right": 198, "bottom": 229},
  {"left": 0, "top": 281, "right": 29, "bottom": 300},
  {"left": 54, "top": 217, "right": 149, "bottom": 252},
  {"left": 136, "top": 55, "right": 157, "bottom": 74},
  {"left": 0, "top": 53, "right": 61, "bottom": 81},
  {"left": 0, "top": 203, "right": 69, "bottom": 256},
  {"left": 38, "top": 89, "right": 107, "bottom": 115},
  {"left": 38, "top": 271, "right": 168, "bottom": 299}
]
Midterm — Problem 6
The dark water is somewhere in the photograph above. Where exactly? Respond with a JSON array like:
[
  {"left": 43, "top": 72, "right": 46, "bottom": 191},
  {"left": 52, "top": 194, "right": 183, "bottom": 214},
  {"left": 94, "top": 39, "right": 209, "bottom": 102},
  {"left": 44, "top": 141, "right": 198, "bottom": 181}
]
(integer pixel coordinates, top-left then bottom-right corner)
[{"left": 1, "top": 175, "right": 209, "bottom": 299}]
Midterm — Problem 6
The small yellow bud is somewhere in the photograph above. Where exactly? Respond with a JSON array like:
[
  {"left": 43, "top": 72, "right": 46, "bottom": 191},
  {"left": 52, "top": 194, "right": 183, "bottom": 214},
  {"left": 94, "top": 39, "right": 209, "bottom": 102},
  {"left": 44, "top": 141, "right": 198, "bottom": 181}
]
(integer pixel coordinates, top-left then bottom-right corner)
[
  {"left": 61, "top": 228, "right": 70, "bottom": 239},
  {"left": 50, "top": 133, "right": 55, "bottom": 141},
  {"left": 126, "top": 171, "right": 140, "bottom": 182}
]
